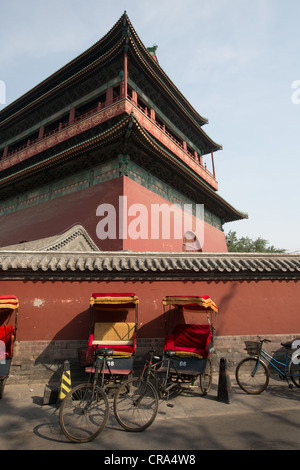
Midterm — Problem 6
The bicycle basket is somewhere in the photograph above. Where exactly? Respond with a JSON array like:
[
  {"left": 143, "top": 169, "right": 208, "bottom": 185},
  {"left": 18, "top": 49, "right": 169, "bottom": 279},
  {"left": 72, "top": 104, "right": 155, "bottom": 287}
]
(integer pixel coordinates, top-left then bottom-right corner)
[
  {"left": 78, "top": 347, "right": 95, "bottom": 367},
  {"left": 244, "top": 341, "right": 260, "bottom": 356}
]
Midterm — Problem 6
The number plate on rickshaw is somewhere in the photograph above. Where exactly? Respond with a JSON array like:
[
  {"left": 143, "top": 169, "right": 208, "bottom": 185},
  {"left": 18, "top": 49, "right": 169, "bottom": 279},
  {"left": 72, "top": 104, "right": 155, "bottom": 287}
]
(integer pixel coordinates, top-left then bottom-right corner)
[
  {"left": 160, "top": 355, "right": 207, "bottom": 376},
  {"left": 85, "top": 356, "right": 134, "bottom": 375}
]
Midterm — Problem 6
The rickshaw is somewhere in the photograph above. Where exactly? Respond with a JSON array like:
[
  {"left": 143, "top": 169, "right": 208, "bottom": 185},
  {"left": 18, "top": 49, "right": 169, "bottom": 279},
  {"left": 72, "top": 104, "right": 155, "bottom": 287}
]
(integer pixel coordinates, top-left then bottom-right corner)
[
  {"left": 113, "top": 294, "right": 218, "bottom": 432},
  {"left": 160, "top": 294, "right": 218, "bottom": 394},
  {"left": 79, "top": 292, "right": 139, "bottom": 378},
  {"left": 0, "top": 295, "right": 19, "bottom": 398},
  {"left": 59, "top": 293, "right": 139, "bottom": 442}
]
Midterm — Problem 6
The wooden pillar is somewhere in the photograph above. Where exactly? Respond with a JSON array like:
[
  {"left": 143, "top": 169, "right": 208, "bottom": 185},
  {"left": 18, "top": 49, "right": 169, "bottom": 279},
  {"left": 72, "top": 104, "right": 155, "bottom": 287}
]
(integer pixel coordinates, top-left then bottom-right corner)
[
  {"left": 183, "top": 141, "right": 187, "bottom": 151},
  {"left": 2, "top": 145, "right": 8, "bottom": 159},
  {"left": 131, "top": 90, "right": 138, "bottom": 105},
  {"left": 124, "top": 50, "right": 128, "bottom": 99},
  {"left": 106, "top": 86, "right": 113, "bottom": 106},
  {"left": 69, "top": 108, "right": 76, "bottom": 124},
  {"left": 38, "top": 125, "right": 44, "bottom": 140},
  {"left": 150, "top": 108, "right": 155, "bottom": 121},
  {"left": 211, "top": 151, "right": 216, "bottom": 178}
]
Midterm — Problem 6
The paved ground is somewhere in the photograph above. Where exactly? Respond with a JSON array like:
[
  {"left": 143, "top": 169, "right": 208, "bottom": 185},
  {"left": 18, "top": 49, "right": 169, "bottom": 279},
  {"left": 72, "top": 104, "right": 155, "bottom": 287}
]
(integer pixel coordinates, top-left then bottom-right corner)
[{"left": 0, "top": 375, "right": 299, "bottom": 452}]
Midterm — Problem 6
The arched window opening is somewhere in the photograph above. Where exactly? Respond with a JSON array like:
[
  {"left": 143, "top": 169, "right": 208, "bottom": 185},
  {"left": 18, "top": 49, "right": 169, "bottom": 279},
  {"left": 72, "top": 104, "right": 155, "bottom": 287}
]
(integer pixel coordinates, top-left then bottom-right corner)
[{"left": 183, "top": 231, "right": 202, "bottom": 252}]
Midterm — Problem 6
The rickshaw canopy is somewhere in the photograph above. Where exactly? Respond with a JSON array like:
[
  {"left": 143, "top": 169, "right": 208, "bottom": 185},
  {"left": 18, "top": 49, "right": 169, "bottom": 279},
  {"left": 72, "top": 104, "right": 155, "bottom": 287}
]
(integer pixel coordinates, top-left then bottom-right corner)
[
  {"left": 0, "top": 295, "right": 19, "bottom": 310},
  {"left": 162, "top": 295, "right": 218, "bottom": 313},
  {"left": 87, "top": 294, "right": 139, "bottom": 365},
  {"left": 90, "top": 293, "right": 139, "bottom": 308}
]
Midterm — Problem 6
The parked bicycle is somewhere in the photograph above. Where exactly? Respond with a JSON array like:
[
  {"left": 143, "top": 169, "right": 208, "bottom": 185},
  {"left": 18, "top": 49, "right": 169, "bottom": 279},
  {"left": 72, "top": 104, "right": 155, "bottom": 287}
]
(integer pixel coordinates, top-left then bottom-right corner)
[
  {"left": 113, "top": 345, "right": 212, "bottom": 432},
  {"left": 235, "top": 336, "right": 300, "bottom": 395},
  {"left": 59, "top": 346, "right": 122, "bottom": 443}
]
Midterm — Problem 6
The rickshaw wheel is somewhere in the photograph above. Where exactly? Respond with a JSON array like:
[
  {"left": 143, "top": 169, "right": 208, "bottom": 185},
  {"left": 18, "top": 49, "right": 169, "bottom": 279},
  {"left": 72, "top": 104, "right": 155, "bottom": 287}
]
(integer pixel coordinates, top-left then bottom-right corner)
[
  {"left": 0, "top": 378, "right": 7, "bottom": 399},
  {"left": 199, "top": 358, "right": 212, "bottom": 395}
]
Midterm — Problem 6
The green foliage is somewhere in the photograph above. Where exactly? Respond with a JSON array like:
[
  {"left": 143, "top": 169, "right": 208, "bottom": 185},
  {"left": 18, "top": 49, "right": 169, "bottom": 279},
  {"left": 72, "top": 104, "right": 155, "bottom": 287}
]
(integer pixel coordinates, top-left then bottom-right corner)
[{"left": 225, "top": 231, "right": 286, "bottom": 253}]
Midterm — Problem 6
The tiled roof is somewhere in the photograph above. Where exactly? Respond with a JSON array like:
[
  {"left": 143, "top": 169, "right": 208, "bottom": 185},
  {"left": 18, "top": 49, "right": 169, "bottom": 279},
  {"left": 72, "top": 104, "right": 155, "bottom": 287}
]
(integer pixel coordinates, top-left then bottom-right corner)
[
  {"left": 1, "top": 226, "right": 298, "bottom": 280},
  {"left": 1, "top": 224, "right": 99, "bottom": 252},
  {"left": 0, "top": 251, "right": 299, "bottom": 280}
]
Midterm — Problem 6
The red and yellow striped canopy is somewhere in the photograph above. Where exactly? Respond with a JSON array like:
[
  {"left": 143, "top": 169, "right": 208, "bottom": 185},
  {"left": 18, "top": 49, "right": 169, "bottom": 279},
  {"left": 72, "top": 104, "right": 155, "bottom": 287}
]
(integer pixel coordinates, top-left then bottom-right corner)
[
  {"left": 90, "top": 293, "right": 139, "bottom": 308},
  {"left": 162, "top": 295, "right": 218, "bottom": 313},
  {"left": 0, "top": 295, "right": 19, "bottom": 310}
]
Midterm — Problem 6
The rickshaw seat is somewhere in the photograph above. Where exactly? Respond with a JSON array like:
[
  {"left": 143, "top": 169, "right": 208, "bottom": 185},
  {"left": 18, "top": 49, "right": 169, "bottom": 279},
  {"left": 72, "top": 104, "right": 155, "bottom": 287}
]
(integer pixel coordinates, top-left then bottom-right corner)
[
  {"left": 0, "top": 325, "right": 14, "bottom": 358},
  {"left": 164, "top": 324, "right": 212, "bottom": 358},
  {"left": 89, "top": 322, "right": 136, "bottom": 356}
]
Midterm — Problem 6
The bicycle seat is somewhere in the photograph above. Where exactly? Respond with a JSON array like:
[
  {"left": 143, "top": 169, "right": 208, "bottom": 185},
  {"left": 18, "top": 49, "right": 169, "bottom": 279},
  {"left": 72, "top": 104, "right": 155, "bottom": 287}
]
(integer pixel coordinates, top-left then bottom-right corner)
[
  {"left": 281, "top": 340, "right": 295, "bottom": 349},
  {"left": 281, "top": 339, "right": 300, "bottom": 349},
  {"left": 97, "top": 348, "right": 114, "bottom": 356}
]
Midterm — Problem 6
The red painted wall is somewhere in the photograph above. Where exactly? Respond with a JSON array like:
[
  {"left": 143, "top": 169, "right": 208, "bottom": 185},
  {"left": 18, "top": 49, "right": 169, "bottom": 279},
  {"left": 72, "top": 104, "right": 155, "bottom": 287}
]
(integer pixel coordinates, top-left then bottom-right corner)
[
  {"left": 1, "top": 279, "right": 299, "bottom": 342},
  {"left": 123, "top": 178, "right": 227, "bottom": 252},
  {"left": 0, "top": 176, "right": 227, "bottom": 252},
  {"left": 0, "top": 178, "right": 124, "bottom": 251}
]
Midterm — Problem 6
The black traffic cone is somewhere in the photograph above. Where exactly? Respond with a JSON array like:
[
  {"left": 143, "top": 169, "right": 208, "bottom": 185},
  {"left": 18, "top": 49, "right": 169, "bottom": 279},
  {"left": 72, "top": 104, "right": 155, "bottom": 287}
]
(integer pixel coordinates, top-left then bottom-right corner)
[{"left": 217, "top": 357, "right": 232, "bottom": 404}]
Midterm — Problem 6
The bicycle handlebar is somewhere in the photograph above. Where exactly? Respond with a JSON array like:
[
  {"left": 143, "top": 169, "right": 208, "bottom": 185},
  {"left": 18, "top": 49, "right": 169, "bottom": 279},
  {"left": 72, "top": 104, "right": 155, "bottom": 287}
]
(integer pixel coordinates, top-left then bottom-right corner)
[{"left": 257, "top": 336, "right": 272, "bottom": 344}]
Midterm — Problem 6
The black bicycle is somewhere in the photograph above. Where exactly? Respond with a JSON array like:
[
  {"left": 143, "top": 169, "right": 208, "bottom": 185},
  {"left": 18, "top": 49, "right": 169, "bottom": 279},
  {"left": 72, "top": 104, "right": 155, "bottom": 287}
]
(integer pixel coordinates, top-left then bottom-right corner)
[
  {"left": 113, "top": 346, "right": 212, "bottom": 432},
  {"left": 59, "top": 347, "right": 120, "bottom": 443}
]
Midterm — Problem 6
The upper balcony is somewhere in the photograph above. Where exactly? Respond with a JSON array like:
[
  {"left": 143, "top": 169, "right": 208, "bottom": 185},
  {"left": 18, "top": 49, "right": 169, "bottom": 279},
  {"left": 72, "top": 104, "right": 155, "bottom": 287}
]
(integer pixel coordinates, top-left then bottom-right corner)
[{"left": 0, "top": 84, "right": 218, "bottom": 190}]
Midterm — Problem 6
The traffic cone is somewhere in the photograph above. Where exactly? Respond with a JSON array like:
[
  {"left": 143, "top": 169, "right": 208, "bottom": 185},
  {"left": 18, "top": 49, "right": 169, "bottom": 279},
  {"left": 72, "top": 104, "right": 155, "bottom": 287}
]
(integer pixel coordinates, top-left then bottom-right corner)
[
  {"left": 217, "top": 357, "right": 232, "bottom": 404},
  {"left": 57, "top": 360, "right": 72, "bottom": 405}
]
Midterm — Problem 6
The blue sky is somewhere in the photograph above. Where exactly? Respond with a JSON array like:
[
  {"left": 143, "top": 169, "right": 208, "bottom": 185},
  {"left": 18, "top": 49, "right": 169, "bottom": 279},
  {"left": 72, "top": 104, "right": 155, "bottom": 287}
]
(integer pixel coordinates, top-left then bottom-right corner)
[{"left": 0, "top": 0, "right": 299, "bottom": 252}]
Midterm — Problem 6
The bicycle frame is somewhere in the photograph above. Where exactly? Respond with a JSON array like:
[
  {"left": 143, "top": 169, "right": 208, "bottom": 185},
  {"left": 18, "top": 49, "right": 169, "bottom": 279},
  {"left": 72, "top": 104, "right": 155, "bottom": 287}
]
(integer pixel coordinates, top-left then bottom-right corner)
[
  {"left": 252, "top": 345, "right": 299, "bottom": 385},
  {"left": 140, "top": 349, "right": 193, "bottom": 400},
  {"left": 259, "top": 348, "right": 290, "bottom": 378},
  {"left": 89, "top": 349, "right": 121, "bottom": 390}
]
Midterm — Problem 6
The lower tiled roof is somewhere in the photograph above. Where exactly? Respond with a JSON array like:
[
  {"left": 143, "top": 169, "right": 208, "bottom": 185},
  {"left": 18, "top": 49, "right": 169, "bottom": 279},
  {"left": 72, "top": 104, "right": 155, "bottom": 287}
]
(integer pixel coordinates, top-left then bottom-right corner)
[{"left": 0, "top": 251, "right": 299, "bottom": 280}]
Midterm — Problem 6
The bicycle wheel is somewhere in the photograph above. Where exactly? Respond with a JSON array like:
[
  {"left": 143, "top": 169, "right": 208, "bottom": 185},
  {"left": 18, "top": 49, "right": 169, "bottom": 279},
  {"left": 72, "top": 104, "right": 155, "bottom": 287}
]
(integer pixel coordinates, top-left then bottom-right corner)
[
  {"left": 289, "top": 358, "right": 300, "bottom": 388},
  {"left": 0, "top": 378, "right": 7, "bottom": 399},
  {"left": 59, "top": 383, "right": 109, "bottom": 443},
  {"left": 199, "top": 358, "right": 212, "bottom": 395},
  {"left": 235, "top": 357, "right": 269, "bottom": 394},
  {"left": 114, "top": 377, "right": 159, "bottom": 432}
]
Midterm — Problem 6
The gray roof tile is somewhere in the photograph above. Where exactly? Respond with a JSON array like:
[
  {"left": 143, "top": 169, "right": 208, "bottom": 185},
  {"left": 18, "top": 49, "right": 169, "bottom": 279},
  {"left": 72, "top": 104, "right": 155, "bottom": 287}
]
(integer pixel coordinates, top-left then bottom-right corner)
[{"left": 0, "top": 250, "right": 299, "bottom": 280}]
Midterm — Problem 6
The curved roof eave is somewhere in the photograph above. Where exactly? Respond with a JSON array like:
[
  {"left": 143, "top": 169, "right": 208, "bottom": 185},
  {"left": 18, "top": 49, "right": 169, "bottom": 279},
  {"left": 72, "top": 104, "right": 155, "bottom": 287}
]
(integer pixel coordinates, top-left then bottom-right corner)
[
  {"left": 125, "top": 14, "right": 210, "bottom": 128},
  {"left": 127, "top": 36, "right": 222, "bottom": 152},
  {"left": 128, "top": 116, "right": 245, "bottom": 222},
  {"left": 0, "top": 115, "right": 131, "bottom": 186}
]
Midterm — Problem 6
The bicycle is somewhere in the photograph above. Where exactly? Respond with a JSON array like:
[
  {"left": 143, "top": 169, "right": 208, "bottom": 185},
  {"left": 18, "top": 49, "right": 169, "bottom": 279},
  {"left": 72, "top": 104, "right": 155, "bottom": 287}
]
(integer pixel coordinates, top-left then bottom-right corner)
[
  {"left": 59, "top": 346, "right": 123, "bottom": 443},
  {"left": 113, "top": 346, "right": 212, "bottom": 432},
  {"left": 235, "top": 336, "right": 300, "bottom": 395}
]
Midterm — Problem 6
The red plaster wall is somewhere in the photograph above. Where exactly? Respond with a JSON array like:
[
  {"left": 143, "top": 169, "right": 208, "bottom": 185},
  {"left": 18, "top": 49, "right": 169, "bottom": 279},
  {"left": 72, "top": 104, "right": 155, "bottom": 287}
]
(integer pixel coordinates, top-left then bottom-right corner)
[
  {"left": 1, "top": 279, "right": 299, "bottom": 342},
  {"left": 0, "top": 176, "right": 227, "bottom": 252},
  {"left": 0, "top": 178, "right": 124, "bottom": 251},
  {"left": 123, "top": 178, "right": 227, "bottom": 252}
]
